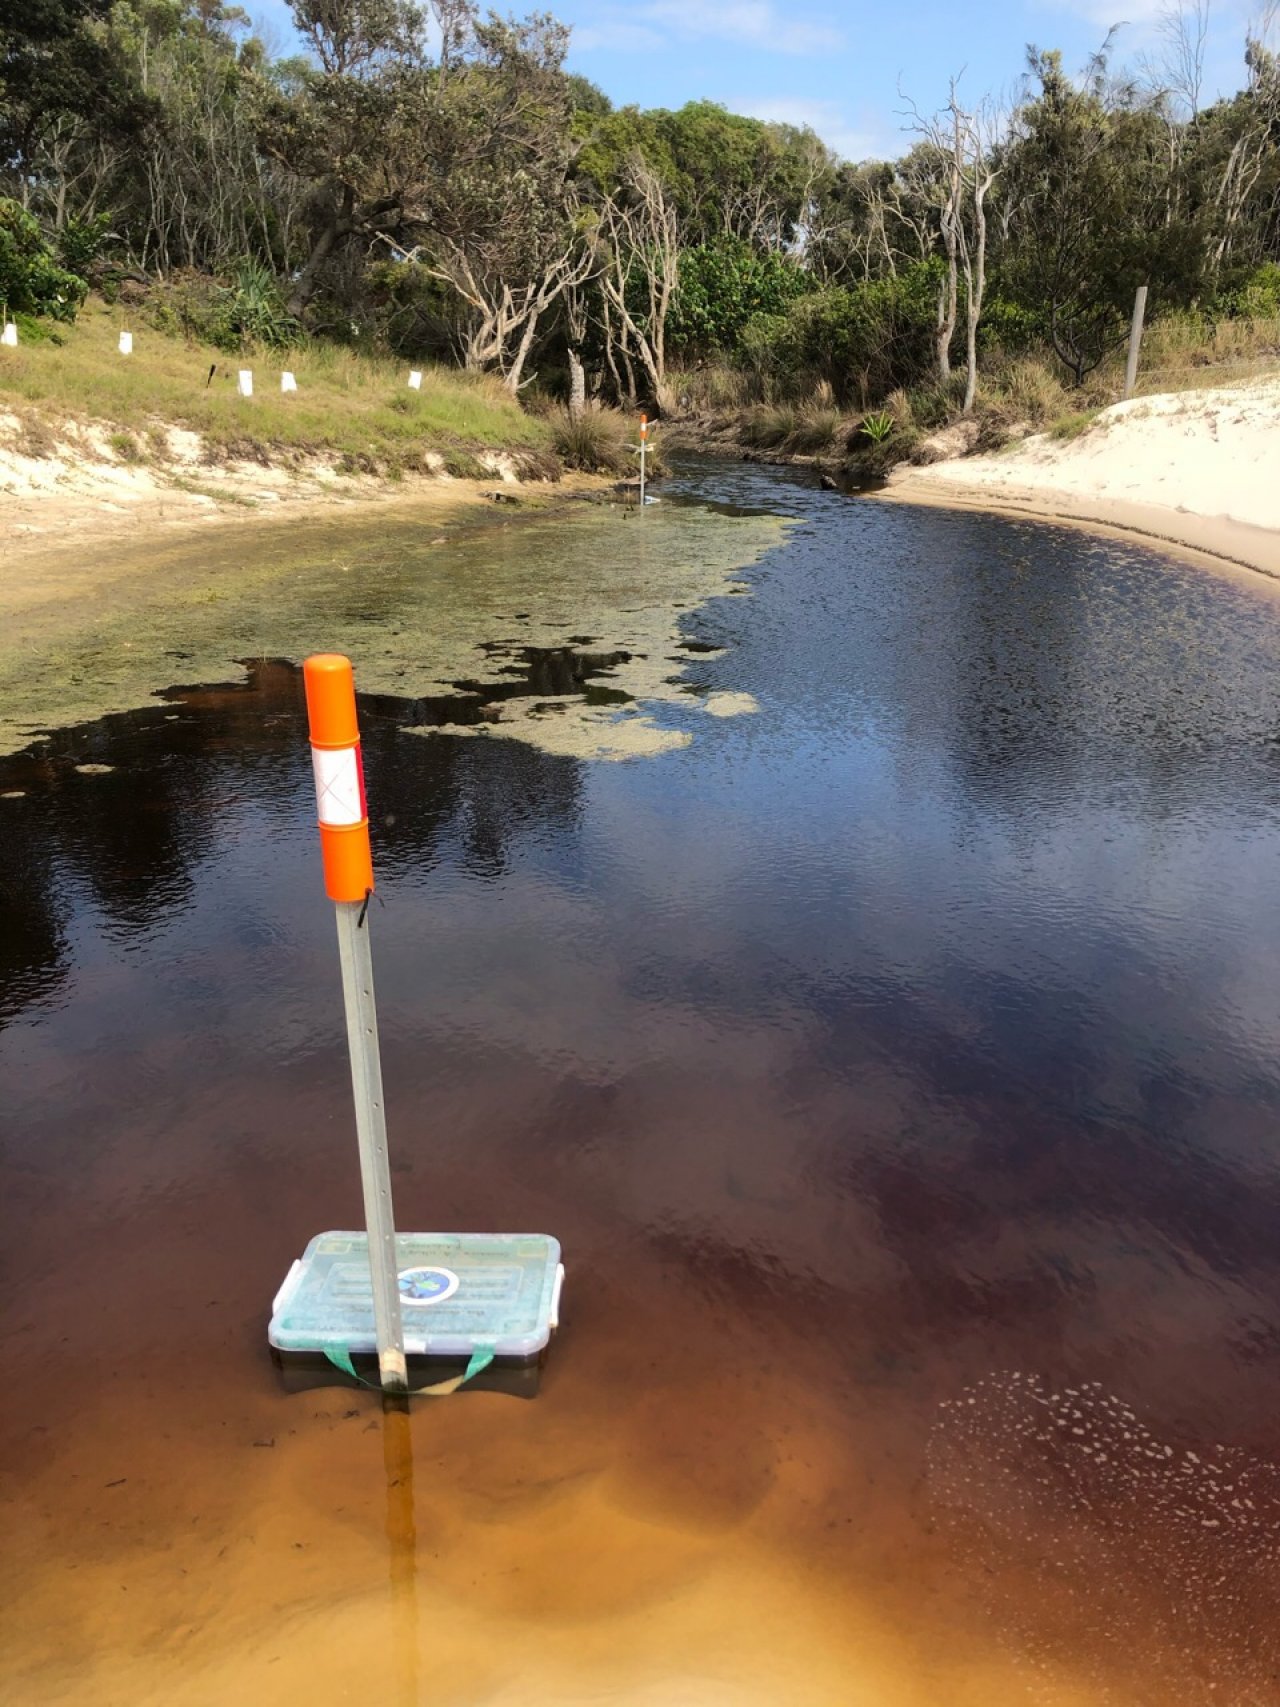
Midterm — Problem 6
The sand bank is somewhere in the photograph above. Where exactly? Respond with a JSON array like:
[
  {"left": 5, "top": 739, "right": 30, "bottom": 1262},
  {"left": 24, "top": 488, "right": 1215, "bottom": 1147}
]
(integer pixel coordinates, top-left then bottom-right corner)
[
  {"left": 0, "top": 409, "right": 589, "bottom": 583},
  {"left": 882, "top": 378, "right": 1280, "bottom": 580}
]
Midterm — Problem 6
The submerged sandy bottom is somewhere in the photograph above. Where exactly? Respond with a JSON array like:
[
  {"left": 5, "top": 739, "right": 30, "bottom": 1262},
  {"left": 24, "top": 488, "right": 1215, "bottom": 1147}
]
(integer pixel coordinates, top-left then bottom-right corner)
[
  {"left": 9, "top": 1037, "right": 1278, "bottom": 1707},
  {"left": 0, "top": 1082, "right": 1181, "bottom": 1707}
]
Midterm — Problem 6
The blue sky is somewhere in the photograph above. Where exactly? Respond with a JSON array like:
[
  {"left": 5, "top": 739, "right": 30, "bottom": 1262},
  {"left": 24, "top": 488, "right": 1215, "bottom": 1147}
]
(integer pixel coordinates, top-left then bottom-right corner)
[{"left": 253, "top": 0, "right": 1260, "bottom": 162}]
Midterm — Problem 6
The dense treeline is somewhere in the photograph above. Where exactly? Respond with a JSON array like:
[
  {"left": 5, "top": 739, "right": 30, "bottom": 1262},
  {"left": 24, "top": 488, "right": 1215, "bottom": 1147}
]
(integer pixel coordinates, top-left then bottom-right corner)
[{"left": 2, "top": 0, "right": 1278, "bottom": 417}]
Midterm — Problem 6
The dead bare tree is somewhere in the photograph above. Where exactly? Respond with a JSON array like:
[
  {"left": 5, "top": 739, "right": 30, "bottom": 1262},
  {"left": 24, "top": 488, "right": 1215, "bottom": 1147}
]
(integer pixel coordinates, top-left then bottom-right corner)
[
  {"left": 955, "top": 100, "right": 999, "bottom": 415},
  {"left": 563, "top": 273, "right": 591, "bottom": 417},
  {"left": 1211, "top": 7, "right": 1280, "bottom": 275},
  {"left": 427, "top": 230, "right": 595, "bottom": 392},
  {"left": 596, "top": 156, "right": 681, "bottom": 409},
  {"left": 1150, "top": 0, "right": 1213, "bottom": 119},
  {"left": 905, "top": 83, "right": 999, "bottom": 412}
]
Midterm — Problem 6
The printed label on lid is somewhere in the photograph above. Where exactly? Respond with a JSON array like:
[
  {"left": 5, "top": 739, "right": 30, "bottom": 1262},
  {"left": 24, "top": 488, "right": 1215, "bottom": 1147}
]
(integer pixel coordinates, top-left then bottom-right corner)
[{"left": 398, "top": 1266, "right": 460, "bottom": 1305}]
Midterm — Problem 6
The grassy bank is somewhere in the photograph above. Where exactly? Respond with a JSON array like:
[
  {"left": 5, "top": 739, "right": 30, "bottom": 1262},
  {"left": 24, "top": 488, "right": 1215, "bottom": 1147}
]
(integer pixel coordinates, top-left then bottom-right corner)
[
  {"left": 1, "top": 298, "right": 561, "bottom": 479},
  {"left": 667, "top": 311, "right": 1280, "bottom": 485}
]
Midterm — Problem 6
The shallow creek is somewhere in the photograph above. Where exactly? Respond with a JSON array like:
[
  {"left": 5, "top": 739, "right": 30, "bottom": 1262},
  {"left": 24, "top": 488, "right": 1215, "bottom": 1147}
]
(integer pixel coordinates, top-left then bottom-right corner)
[{"left": 3, "top": 460, "right": 1280, "bottom": 1705}]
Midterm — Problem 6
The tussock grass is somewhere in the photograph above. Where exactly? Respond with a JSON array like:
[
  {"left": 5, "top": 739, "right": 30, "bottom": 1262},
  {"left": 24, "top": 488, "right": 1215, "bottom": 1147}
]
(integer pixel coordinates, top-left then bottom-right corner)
[
  {"left": 1138, "top": 310, "right": 1280, "bottom": 365},
  {"left": 786, "top": 405, "right": 842, "bottom": 453},
  {"left": 550, "top": 404, "right": 643, "bottom": 475},
  {"left": 991, "top": 359, "right": 1069, "bottom": 425},
  {"left": 739, "top": 402, "right": 843, "bottom": 454},
  {"left": 0, "top": 297, "right": 552, "bottom": 472},
  {"left": 107, "top": 428, "right": 146, "bottom": 463},
  {"left": 738, "top": 404, "right": 795, "bottom": 449},
  {"left": 667, "top": 365, "right": 757, "bottom": 413}
]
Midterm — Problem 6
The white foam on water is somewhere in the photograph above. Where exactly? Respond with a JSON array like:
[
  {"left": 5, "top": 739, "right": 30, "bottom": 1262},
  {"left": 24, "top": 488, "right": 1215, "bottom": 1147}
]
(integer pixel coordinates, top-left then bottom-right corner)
[{"left": 928, "top": 1372, "right": 1280, "bottom": 1703}]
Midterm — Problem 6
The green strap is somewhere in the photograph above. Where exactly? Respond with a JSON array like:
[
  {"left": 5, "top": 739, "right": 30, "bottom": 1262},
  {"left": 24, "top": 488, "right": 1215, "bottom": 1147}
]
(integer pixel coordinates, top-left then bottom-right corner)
[
  {"left": 322, "top": 1343, "right": 495, "bottom": 1396},
  {"left": 326, "top": 1345, "right": 360, "bottom": 1382}
]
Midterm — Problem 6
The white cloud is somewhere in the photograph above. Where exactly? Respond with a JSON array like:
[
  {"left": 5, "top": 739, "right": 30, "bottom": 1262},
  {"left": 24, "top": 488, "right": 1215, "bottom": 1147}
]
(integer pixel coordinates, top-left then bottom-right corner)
[
  {"left": 574, "top": 1, "right": 843, "bottom": 56},
  {"left": 1040, "top": 0, "right": 1250, "bottom": 47},
  {"left": 573, "top": 19, "right": 665, "bottom": 50},
  {"left": 1047, "top": 0, "right": 1167, "bottom": 25},
  {"left": 734, "top": 96, "right": 900, "bottom": 162}
]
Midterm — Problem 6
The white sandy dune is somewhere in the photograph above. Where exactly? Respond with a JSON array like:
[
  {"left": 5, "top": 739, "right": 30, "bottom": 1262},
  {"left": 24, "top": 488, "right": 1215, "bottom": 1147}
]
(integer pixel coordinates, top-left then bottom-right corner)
[{"left": 887, "top": 377, "right": 1280, "bottom": 577}]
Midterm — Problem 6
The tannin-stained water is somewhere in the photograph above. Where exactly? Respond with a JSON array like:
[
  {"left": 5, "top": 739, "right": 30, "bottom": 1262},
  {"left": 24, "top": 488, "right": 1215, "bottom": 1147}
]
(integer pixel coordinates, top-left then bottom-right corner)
[{"left": 4, "top": 461, "right": 1280, "bottom": 1705}]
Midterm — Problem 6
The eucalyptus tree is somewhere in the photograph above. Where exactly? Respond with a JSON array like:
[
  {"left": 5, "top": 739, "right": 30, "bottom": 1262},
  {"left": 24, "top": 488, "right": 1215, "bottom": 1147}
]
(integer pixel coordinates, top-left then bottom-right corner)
[
  {"left": 253, "top": 0, "right": 433, "bottom": 314},
  {"left": 1203, "top": 28, "right": 1280, "bottom": 277},
  {"left": 256, "top": 0, "right": 583, "bottom": 337},
  {"left": 0, "top": 0, "right": 156, "bottom": 221},
  {"left": 999, "top": 48, "right": 1200, "bottom": 383}
]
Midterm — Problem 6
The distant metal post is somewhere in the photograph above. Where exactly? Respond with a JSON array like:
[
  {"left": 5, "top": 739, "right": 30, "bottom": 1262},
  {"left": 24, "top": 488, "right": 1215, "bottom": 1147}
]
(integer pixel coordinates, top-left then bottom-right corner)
[
  {"left": 304, "top": 653, "right": 407, "bottom": 1393},
  {"left": 639, "top": 413, "right": 648, "bottom": 508},
  {"left": 1123, "top": 285, "right": 1149, "bottom": 401}
]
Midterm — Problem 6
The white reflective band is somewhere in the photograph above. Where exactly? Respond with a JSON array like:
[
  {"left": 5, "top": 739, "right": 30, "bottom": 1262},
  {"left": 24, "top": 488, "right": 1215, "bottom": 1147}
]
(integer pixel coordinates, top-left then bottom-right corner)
[{"left": 311, "top": 744, "right": 364, "bottom": 826}]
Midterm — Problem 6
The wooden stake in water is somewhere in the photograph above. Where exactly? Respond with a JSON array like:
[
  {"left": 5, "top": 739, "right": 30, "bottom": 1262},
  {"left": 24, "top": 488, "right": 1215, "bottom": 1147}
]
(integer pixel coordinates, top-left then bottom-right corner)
[{"left": 304, "top": 653, "right": 407, "bottom": 1392}]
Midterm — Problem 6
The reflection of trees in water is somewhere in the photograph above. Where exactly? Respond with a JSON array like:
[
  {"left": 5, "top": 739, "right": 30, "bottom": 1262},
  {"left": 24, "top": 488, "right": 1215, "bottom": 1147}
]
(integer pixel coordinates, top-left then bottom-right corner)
[
  {"left": 364, "top": 700, "right": 583, "bottom": 885},
  {"left": 0, "top": 658, "right": 585, "bottom": 1024},
  {"left": 0, "top": 797, "right": 68, "bottom": 1025}
]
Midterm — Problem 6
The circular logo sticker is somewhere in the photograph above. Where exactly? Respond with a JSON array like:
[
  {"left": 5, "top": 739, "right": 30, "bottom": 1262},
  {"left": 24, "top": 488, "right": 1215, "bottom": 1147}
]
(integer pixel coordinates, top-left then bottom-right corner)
[{"left": 397, "top": 1265, "right": 459, "bottom": 1306}]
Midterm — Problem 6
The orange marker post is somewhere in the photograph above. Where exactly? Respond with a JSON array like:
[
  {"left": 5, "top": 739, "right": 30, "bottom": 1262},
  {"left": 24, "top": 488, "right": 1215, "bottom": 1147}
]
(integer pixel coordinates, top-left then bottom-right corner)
[
  {"left": 638, "top": 413, "right": 648, "bottom": 508},
  {"left": 303, "top": 654, "right": 406, "bottom": 1391}
]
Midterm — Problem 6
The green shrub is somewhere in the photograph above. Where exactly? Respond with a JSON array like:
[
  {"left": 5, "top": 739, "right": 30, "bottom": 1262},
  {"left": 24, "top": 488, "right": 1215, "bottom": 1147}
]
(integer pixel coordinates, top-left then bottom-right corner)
[
  {"left": 0, "top": 200, "right": 88, "bottom": 320},
  {"left": 216, "top": 260, "right": 301, "bottom": 351},
  {"left": 670, "top": 240, "right": 810, "bottom": 357},
  {"left": 859, "top": 410, "right": 894, "bottom": 444},
  {"left": 736, "top": 261, "right": 944, "bottom": 408},
  {"left": 1217, "top": 262, "right": 1280, "bottom": 320},
  {"left": 147, "top": 262, "right": 300, "bottom": 352},
  {"left": 58, "top": 213, "right": 113, "bottom": 278},
  {"left": 978, "top": 294, "right": 1043, "bottom": 354}
]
